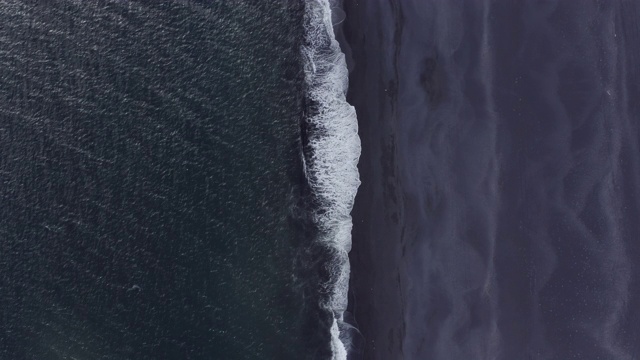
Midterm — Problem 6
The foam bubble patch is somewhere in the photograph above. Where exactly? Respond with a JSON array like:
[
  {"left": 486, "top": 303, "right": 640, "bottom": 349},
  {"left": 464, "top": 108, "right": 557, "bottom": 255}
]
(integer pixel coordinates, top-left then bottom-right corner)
[{"left": 302, "top": 1, "right": 361, "bottom": 359}]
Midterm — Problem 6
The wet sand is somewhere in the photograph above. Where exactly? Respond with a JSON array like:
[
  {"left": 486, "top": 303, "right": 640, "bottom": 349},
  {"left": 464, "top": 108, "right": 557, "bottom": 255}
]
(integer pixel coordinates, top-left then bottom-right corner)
[{"left": 341, "top": 1, "right": 640, "bottom": 359}]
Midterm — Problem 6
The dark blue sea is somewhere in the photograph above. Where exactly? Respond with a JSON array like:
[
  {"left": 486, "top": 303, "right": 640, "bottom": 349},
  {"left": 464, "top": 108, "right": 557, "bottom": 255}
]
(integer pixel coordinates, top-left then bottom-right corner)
[{"left": 0, "top": 1, "right": 359, "bottom": 359}]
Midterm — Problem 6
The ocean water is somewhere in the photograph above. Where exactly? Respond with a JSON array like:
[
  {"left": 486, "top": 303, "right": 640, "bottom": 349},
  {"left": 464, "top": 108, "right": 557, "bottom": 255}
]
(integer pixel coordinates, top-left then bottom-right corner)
[{"left": 0, "top": 1, "right": 358, "bottom": 359}]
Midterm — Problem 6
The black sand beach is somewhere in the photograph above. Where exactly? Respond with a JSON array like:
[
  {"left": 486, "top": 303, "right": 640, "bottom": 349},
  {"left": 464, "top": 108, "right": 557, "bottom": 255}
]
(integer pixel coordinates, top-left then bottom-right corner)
[{"left": 342, "top": 1, "right": 640, "bottom": 359}]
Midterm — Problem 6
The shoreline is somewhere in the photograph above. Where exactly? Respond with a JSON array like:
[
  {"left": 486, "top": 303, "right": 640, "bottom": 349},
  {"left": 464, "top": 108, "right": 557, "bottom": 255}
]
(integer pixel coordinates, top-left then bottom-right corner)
[
  {"left": 301, "top": 1, "right": 363, "bottom": 359},
  {"left": 336, "top": 2, "right": 407, "bottom": 359}
]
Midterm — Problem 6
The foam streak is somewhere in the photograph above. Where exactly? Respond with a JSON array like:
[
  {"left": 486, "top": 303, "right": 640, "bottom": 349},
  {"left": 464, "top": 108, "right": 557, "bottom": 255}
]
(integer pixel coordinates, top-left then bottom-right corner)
[{"left": 302, "top": 1, "right": 361, "bottom": 358}]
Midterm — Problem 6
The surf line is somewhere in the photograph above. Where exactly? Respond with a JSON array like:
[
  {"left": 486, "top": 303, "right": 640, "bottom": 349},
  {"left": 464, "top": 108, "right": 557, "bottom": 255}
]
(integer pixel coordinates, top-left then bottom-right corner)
[{"left": 301, "top": 0, "right": 361, "bottom": 359}]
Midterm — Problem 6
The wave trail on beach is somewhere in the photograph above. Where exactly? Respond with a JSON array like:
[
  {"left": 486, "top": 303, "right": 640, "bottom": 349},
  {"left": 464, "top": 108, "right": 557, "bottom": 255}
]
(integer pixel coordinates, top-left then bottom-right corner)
[{"left": 301, "top": 0, "right": 361, "bottom": 358}]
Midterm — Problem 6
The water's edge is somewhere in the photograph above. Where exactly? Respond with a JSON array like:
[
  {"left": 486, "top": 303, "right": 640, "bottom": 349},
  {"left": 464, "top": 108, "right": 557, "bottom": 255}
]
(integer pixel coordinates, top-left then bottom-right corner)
[{"left": 301, "top": 1, "right": 361, "bottom": 358}]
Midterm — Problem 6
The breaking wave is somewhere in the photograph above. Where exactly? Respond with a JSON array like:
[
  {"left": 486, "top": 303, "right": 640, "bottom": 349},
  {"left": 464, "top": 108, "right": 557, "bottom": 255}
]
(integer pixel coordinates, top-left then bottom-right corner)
[{"left": 301, "top": 0, "right": 361, "bottom": 358}]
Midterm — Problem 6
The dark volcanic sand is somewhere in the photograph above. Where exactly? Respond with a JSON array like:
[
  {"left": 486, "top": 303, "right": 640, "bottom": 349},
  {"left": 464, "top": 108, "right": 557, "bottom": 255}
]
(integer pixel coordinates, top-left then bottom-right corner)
[{"left": 341, "top": 1, "right": 640, "bottom": 359}]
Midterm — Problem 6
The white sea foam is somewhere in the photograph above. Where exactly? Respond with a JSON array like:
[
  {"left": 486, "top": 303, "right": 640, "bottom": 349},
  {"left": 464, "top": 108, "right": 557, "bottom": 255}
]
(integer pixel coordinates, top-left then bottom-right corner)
[
  {"left": 331, "top": 319, "right": 348, "bottom": 359},
  {"left": 302, "top": 1, "right": 361, "bottom": 359}
]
